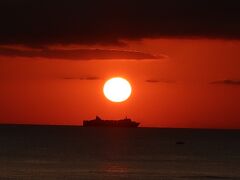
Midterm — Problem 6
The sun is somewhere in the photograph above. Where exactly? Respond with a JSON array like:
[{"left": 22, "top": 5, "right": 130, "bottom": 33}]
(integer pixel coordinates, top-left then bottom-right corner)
[{"left": 103, "top": 77, "right": 132, "bottom": 103}]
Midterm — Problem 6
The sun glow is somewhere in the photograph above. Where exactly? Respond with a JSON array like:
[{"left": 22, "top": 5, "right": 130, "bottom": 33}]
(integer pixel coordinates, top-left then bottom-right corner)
[{"left": 103, "top": 77, "right": 132, "bottom": 103}]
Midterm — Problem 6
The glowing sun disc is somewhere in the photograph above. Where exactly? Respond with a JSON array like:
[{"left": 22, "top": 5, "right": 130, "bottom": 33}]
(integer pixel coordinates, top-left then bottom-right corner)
[{"left": 103, "top": 77, "right": 132, "bottom": 102}]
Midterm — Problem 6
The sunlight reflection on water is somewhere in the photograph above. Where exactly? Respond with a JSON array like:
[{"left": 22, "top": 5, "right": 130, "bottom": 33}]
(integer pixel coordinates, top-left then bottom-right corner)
[{"left": 101, "top": 162, "right": 130, "bottom": 174}]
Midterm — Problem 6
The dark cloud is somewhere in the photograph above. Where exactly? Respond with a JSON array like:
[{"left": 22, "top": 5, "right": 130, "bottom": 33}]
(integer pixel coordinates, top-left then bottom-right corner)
[
  {"left": 146, "top": 79, "right": 176, "bottom": 83},
  {"left": 0, "top": 47, "right": 163, "bottom": 60},
  {"left": 210, "top": 79, "right": 240, "bottom": 85},
  {"left": 0, "top": 0, "right": 240, "bottom": 47},
  {"left": 63, "top": 76, "right": 100, "bottom": 80}
]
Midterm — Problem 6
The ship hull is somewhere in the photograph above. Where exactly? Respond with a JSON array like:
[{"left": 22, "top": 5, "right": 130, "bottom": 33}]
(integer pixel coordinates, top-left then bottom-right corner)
[{"left": 83, "top": 118, "right": 140, "bottom": 128}]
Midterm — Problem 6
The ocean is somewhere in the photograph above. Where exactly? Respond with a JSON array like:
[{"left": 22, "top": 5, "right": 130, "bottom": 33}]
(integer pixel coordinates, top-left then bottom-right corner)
[{"left": 0, "top": 125, "right": 239, "bottom": 180}]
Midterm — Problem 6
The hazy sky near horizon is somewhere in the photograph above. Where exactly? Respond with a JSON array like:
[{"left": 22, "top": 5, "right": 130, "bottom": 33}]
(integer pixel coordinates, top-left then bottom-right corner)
[{"left": 0, "top": 1, "right": 240, "bottom": 128}]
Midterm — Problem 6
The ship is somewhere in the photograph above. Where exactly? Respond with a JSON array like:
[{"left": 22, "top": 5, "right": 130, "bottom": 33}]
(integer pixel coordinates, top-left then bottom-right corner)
[{"left": 83, "top": 116, "right": 140, "bottom": 127}]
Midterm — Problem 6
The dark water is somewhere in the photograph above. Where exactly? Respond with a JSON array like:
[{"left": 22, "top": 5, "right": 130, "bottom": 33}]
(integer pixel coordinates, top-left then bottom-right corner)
[{"left": 0, "top": 125, "right": 240, "bottom": 180}]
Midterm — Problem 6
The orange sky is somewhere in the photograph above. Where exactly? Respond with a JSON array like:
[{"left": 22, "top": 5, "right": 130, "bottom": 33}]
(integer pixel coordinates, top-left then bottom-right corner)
[{"left": 0, "top": 39, "right": 240, "bottom": 128}]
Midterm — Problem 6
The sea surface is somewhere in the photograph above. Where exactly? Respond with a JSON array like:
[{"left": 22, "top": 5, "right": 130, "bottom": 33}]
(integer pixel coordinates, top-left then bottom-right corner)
[{"left": 0, "top": 125, "right": 239, "bottom": 180}]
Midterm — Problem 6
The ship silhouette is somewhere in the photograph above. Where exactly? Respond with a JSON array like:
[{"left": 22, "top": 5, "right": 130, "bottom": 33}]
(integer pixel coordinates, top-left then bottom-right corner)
[{"left": 83, "top": 116, "right": 140, "bottom": 127}]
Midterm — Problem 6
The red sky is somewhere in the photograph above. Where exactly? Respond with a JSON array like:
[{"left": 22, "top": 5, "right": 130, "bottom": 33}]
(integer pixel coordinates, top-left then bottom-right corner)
[{"left": 0, "top": 39, "right": 239, "bottom": 129}]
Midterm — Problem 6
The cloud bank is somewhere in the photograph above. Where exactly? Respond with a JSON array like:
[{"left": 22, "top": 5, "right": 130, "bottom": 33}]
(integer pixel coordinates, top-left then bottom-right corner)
[{"left": 0, "top": 0, "right": 240, "bottom": 47}]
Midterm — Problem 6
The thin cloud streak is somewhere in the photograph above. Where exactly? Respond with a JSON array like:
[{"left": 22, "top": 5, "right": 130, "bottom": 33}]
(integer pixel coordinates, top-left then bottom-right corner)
[
  {"left": 210, "top": 79, "right": 240, "bottom": 85},
  {"left": 146, "top": 79, "right": 176, "bottom": 83},
  {"left": 63, "top": 76, "right": 100, "bottom": 80},
  {"left": 0, "top": 47, "right": 164, "bottom": 60}
]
